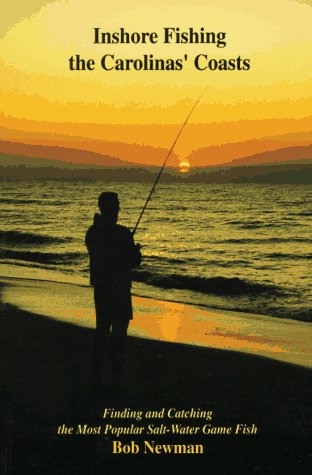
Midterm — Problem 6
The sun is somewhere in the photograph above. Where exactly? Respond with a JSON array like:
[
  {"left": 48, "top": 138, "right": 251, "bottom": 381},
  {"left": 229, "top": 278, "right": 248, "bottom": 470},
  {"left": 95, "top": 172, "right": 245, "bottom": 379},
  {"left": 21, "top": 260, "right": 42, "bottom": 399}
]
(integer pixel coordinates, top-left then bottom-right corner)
[{"left": 179, "top": 160, "right": 191, "bottom": 173}]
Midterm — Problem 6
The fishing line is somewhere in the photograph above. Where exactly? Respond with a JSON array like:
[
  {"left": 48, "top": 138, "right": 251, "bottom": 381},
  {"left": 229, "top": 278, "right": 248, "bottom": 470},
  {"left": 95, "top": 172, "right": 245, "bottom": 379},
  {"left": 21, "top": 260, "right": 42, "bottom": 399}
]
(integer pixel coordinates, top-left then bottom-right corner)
[{"left": 132, "top": 86, "right": 208, "bottom": 236}]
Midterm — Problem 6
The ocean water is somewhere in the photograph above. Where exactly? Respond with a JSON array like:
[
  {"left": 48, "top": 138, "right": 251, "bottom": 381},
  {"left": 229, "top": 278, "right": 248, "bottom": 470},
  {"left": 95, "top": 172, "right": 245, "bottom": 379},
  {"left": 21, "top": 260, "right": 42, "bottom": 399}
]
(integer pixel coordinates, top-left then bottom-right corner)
[{"left": 0, "top": 180, "right": 311, "bottom": 322}]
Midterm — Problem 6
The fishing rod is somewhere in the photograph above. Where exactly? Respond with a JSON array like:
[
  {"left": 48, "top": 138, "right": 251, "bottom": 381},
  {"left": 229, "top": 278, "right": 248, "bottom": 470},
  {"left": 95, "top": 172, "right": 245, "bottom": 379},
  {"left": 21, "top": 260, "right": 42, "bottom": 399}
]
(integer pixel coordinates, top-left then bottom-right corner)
[{"left": 132, "top": 86, "right": 207, "bottom": 236}]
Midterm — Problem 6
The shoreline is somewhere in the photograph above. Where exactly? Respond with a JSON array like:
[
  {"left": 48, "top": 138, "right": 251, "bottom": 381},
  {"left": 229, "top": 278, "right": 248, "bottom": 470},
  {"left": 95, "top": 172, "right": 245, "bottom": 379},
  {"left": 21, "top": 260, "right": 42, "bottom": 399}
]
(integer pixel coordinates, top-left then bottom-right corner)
[
  {"left": 0, "top": 277, "right": 311, "bottom": 472},
  {"left": 0, "top": 272, "right": 286, "bottom": 317},
  {"left": 1, "top": 276, "right": 311, "bottom": 368},
  {"left": 1, "top": 271, "right": 310, "bottom": 322},
  {"left": 1, "top": 262, "right": 310, "bottom": 322}
]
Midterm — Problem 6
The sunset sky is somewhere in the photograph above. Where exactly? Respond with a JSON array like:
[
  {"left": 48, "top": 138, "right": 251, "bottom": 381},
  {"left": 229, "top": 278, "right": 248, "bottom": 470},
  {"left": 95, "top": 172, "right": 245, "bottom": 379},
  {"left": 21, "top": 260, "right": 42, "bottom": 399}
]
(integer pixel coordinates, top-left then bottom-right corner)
[{"left": 0, "top": 0, "right": 312, "bottom": 167}]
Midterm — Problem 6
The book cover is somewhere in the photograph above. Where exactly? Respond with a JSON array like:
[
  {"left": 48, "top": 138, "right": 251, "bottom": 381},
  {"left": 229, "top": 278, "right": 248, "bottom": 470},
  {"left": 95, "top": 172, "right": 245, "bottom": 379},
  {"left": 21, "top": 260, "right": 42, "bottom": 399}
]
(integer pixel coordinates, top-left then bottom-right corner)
[{"left": 0, "top": 1, "right": 311, "bottom": 473}]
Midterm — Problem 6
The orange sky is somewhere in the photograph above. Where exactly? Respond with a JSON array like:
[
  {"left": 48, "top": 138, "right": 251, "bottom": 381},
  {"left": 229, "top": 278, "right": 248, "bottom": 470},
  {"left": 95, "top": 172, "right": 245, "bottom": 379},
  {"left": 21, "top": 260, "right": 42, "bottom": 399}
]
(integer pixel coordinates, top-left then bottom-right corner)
[{"left": 0, "top": 0, "right": 312, "bottom": 167}]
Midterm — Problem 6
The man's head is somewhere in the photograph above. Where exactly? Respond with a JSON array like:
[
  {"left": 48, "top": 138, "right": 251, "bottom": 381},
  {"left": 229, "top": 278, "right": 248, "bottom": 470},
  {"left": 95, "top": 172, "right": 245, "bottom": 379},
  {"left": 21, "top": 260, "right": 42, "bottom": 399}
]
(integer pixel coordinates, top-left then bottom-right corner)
[{"left": 98, "top": 192, "right": 119, "bottom": 224}]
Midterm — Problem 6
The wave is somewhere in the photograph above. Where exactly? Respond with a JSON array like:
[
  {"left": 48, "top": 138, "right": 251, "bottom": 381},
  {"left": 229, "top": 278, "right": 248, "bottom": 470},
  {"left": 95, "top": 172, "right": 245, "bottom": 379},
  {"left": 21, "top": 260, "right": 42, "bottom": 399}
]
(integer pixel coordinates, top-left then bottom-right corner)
[
  {"left": 226, "top": 219, "right": 275, "bottom": 229},
  {"left": 292, "top": 211, "right": 312, "bottom": 217},
  {"left": 0, "top": 198, "right": 71, "bottom": 206},
  {"left": 218, "top": 237, "right": 312, "bottom": 244},
  {"left": 132, "top": 270, "right": 280, "bottom": 296},
  {"left": 45, "top": 201, "right": 72, "bottom": 206},
  {"left": 234, "top": 223, "right": 287, "bottom": 230},
  {"left": 0, "top": 230, "right": 71, "bottom": 245},
  {"left": 0, "top": 198, "right": 43, "bottom": 205},
  {"left": 144, "top": 255, "right": 195, "bottom": 265},
  {"left": 266, "top": 253, "right": 312, "bottom": 260},
  {"left": 0, "top": 249, "right": 81, "bottom": 265},
  {"left": 144, "top": 257, "right": 252, "bottom": 269}
]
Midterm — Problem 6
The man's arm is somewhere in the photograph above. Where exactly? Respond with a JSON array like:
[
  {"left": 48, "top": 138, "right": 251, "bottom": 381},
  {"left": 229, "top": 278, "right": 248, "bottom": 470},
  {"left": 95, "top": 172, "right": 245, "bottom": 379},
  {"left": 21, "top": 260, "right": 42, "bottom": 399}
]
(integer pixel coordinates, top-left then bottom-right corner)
[
  {"left": 128, "top": 231, "right": 142, "bottom": 268},
  {"left": 132, "top": 243, "right": 142, "bottom": 268},
  {"left": 119, "top": 227, "right": 142, "bottom": 269},
  {"left": 85, "top": 225, "right": 98, "bottom": 256}
]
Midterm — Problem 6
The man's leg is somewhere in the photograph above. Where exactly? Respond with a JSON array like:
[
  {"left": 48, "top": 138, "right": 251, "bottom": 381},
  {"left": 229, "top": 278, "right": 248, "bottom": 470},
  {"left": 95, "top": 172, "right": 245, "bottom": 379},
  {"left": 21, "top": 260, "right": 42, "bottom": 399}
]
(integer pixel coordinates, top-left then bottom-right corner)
[
  {"left": 111, "top": 319, "right": 129, "bottom": 385},
  {"left": 93, "top": 320, "right": 111, "bottom": 384},
  {"left": 93, "top": 287, "right": 111, "bottom": 385}
]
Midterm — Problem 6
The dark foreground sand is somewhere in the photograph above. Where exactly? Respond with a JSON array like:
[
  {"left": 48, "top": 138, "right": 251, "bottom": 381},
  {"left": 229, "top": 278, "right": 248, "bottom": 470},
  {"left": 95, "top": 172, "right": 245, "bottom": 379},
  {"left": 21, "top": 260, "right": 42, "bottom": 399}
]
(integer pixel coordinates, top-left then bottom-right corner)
[{"left": 0, "top": 281, "right": 311, "bottom": 474}]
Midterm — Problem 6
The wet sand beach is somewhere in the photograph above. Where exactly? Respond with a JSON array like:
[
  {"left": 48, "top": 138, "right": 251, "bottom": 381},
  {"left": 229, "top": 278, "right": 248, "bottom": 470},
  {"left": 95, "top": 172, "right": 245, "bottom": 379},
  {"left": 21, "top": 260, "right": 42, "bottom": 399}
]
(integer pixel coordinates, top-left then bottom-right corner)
[
  {"left": 2, "top": 277, "right": 311, "bottom": 367},
  {"left": 0, "top": 277, "right": 311, "bottom": 473}
]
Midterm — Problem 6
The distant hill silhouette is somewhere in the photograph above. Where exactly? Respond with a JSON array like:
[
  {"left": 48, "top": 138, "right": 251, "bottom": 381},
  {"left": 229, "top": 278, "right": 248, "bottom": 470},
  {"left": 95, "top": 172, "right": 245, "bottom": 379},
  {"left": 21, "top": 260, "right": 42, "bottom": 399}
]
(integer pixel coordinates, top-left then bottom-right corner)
[
  {"left": 223, "top": 145, "right": 312, "bottom": 166},
  {"left": 0, "top": 135, "right": 173, "bottom": 167},
  {"left": 187, "top": 164, "right": 312, "bottom": 184},
  {"left": 190, "top": 144, "right": 312, "bottom": 167},
  {"left": 0, "top": 140, "right": 141, "bottom": 167},
  {"left": 0, "top": 152, "right": 155, "bottom": 170},
  {"left": 1, "top": 153, "right": 311, "bottom": 184},
  {"left": 188, "top": 133, "right": 312, "bottom": 166},
  {"left": 1, "top": 139, "right": 311, "bottom": 173},
  {"left": 1, "top": 119, "right": 311, "bottom": 167}
]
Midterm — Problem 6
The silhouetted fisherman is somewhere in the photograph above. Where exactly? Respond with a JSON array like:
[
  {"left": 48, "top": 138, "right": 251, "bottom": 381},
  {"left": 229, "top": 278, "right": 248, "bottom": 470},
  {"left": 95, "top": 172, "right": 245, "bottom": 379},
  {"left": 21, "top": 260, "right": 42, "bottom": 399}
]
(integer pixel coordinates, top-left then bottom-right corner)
[{"left": 85, "top": 192, "right": 141, "bottom": 390}]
